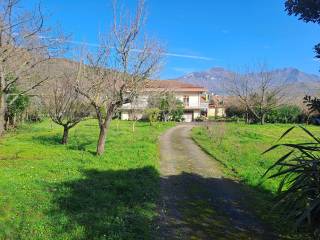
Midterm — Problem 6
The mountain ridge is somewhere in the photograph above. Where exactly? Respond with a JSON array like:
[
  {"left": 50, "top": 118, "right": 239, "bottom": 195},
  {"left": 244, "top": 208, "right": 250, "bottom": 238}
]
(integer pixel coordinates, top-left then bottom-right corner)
[{"left": 173, "top": 67, "right": 320, "bottom": 96}]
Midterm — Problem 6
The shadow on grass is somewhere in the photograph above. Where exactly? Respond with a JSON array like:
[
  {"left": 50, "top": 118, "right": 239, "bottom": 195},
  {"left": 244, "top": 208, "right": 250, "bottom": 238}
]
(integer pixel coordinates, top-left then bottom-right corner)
[
  {"left": 49, "top": 167, "right": 291, "bottom": 240},
  {"left": 51, "top": 167, "right": 160, "bottom": 240},
  {"left": 32, "top": 134, "right": 62, "bottom": 145},
  {"left": 32, "top": 134, "right": 95, "bottom": 152}
]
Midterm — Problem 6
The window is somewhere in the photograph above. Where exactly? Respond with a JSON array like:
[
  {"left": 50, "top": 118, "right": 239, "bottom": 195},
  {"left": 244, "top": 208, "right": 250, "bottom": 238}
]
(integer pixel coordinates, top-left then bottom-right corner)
[{"left": 183, "top": 96, "right": 189, "bottom": 107}]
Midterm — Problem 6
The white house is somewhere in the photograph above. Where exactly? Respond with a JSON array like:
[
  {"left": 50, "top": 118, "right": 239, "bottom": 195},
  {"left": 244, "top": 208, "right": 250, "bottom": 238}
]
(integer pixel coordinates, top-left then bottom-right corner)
[{"left": 120, "top": 80, "right": 208, "bottom": 122}]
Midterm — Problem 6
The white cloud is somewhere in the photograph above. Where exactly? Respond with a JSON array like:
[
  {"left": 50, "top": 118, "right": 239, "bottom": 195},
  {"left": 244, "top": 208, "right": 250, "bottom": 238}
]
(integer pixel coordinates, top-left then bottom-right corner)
[{"left": 62, "top": 39, "right": 214, "bottom": 61}]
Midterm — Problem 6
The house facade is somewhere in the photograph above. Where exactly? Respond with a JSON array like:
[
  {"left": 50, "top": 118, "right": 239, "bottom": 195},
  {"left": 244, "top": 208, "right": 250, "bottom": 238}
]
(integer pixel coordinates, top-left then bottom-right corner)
[
  {"left": 120, "top": 80, "right": 208, "bottom": 122},
  {"left": 207, "top": 94, "right": 226, "bottom": 118}
]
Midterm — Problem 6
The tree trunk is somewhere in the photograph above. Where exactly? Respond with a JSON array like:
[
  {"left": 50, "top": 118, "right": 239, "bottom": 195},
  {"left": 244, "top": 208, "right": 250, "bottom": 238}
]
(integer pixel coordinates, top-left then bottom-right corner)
[
  {"left": 261, "top": 114, "right": 266, "bottom": 125},
  {"left": 244, "top": 106, "right": 249, "bottom": 124},
  {"left": 96, "top": 124, "right": 107, "bottom": 155},
  {"left": 61, "top": 126, "right": 69, "bottom": 145},
  {"left": 96, "top": 112, "right": 113, "bottom": 155},
  {"left": 0, "top": 93, "right": 5, "bottom": 135}
]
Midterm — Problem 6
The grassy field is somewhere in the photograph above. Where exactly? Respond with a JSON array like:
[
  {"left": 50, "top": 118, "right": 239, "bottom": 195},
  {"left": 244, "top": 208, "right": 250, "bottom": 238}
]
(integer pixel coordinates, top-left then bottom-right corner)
[
  {"left": 0, "top": 119, "right": 174, "bottom": 240},
  {"left": 192, "top": 122, "right": 320, "bottom": 235},
  {"left": 192, "top": 123, "right": 320, "bottom": 192}
]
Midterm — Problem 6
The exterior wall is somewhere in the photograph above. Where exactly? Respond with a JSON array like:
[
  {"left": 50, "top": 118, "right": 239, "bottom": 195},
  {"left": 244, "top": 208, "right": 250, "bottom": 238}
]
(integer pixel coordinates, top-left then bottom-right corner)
[
  {"left": 122, "top": 95, "right": 149, "bottom": 110},
  {"left": 121, "top": 91, "right": 207, "bottom": 122},
  {"left": 193, "top": 110, "right": 201, "bottom": 119},
  {"left": 183, "top": 112, "right": 193, "bottom": 122},
  {"left": 189, "top": 95, "right": 199, "bottom": 107},
  {"left": 176, "top": 93, "right": 200, "bottom": 108},
  {"left": 121, "top": 111, "right": 144, "bottom": 120},
  {"left": 207, "top": 107, "right": 226, "bottom": 117},
  {"left": 121, "top": 112, "right": 129, "bottom": 120},
  {"left": 208, "top": 108, "right": 216, "bottom": 117},
  {"left": 217, "top": 108, "right": 225, "bottom": 117}
]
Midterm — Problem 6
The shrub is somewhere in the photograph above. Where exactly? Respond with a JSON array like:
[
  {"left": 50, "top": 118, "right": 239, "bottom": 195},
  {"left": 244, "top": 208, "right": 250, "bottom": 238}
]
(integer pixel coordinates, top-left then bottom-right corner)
[
  {"left": 264, "top": 126, "right": 320, "bottom": 238},
  {"left": 144, "top": 108, "right": 160, "bottom": 126},
  {"left": 225, "top": 105, "right": 245, "bottom": 119},
  {"left": 195, "top": 116, "right": 207, "bottom": 122},
  {"left": 266, "top": 105, "right": 302, "bottom": 124},
  {"left": 6, "top": 84, "right": 30, "bottom": 127},
  {"left": 169, "top": 101, "right": 184, "bottom": 122}
]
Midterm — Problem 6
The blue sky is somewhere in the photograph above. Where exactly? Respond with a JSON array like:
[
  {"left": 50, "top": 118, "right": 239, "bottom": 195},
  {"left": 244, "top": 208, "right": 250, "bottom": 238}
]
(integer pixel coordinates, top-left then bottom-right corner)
[{"left": 28, "top": 0, "right": 320, "bottom": 78}]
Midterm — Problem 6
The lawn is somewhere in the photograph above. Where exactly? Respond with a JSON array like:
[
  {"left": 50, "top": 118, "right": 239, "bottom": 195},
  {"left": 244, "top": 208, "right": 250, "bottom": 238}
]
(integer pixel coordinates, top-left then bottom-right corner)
[
  {"left": 192, "top": 122, "right": 320, "bottom": 192},
  {"left": 0, "top": 119, "right": 174, "bottom": 240},
  {"left": 192, "top": 122, "right": 320, "bottom": 235}
]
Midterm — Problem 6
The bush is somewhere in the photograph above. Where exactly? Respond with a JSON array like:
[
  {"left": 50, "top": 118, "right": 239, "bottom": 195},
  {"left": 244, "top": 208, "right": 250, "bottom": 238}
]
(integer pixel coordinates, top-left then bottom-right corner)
[
  {"left": 144, "top": 108, "right": 160, "bottom": 126},
  {"left": 266, "top": 105, "right": 302, "bottom": 124},
  {"left": 195, "top": 116, "right": 207, "bottom": 122},
  {"left": 225, "top": 105, "right": 245, "bottom": 119},
  {"left": 169, "top": 101, "right": 184, "bottom": 122},
  {"left": 6, "top": 84, "right": 30, "bottom": 127}
]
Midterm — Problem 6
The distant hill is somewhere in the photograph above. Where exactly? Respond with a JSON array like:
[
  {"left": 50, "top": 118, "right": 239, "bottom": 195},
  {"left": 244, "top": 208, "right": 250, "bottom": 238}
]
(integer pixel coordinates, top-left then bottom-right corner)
[
  {"left": 174, "top": 67, "right": 320, "bottom": 97},
  {"left": 43, "top": 59, "right": 320, "bottom": 101}
]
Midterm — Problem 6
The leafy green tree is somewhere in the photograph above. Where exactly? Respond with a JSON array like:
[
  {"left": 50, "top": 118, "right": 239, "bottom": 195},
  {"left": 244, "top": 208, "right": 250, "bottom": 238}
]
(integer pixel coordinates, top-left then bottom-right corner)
[
  {"left": 169, "top": 100, "right": 184, "bottom": 122},
  {"left": 150, "top": 92, "right": 184, "bottom": 122},
  {"left": 266, "top": 105, "right": 302, "bottom": 123},
  {"left": 285, "top": 0, "right": 320, "bottom": 60},
  {"left": 5, "top": 85, "right": 29, "bottom": 128},
  {"left": 225, "top": 105, "right": 246, "bottom": 119}
]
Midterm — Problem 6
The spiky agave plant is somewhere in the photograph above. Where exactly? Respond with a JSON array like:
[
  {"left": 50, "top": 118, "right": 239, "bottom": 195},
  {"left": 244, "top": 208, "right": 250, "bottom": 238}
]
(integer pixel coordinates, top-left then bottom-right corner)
[{"left": 264, "top": 126, "right": 320, "bottom": 239}]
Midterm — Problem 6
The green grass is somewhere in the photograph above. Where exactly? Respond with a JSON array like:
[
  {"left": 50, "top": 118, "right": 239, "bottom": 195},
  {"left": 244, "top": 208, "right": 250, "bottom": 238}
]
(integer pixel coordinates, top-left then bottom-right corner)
[
  {"left": 192, "top": 123, "right": 320, "bottom": 237},
  {"left": 192, "top": 123, "right": 320, "bottom": 192},
  {"left": 0, "top": 119, "right": 174, "bottom": 240}
]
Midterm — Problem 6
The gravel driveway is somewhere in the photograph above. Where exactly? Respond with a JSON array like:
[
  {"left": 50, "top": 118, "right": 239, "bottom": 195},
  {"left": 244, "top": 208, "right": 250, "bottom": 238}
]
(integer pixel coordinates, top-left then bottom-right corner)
[{"left": 157, "top": 124, "right": 278, "bottom": 240}]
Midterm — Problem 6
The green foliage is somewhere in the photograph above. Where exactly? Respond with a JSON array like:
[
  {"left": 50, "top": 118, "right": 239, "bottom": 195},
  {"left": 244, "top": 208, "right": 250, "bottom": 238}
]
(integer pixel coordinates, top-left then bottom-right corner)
[
  {"left": 264, "top": 126, "right": 320, "bottom": 238},
  {"left": 5, "top": 84, "right": 30, "bottom": 128},
  {"left": 6, "top": 85, "right": 30, "bottom": 117},
  {"left": 168, "top": 100, "right": 184, "bottom": 122},
  {"left": 285, "top": 0, "right": 320, "bottom": 24},
  {"left": 225, "top": 105, "right": 245, "bottom": 119},
  {"left": 0, "top": 119, "right": 174, "bottom": 239},
  {"left": 285, "top": 0, "right": 320, "bottom": 60},
  {"left": 266, "top": 105, "right": 302, "bottom": 124},
  {"left": 144, "top": 108, "right": 160, "bottom": 125},
  {"left": 149, "top": 93, "right": 184, "bottom": 122}
]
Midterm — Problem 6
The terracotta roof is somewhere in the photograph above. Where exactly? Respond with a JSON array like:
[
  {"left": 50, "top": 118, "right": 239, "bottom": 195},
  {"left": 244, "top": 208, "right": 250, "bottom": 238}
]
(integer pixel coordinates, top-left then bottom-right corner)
[{"left": 146, "top": 80, "right": 207, "bottom": 92}]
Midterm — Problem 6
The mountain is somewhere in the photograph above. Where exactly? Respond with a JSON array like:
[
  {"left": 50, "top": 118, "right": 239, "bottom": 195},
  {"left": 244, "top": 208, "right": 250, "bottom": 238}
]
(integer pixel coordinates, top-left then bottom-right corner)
[{"left": 174, "top": 67, "right": 320, "bottom": 97}]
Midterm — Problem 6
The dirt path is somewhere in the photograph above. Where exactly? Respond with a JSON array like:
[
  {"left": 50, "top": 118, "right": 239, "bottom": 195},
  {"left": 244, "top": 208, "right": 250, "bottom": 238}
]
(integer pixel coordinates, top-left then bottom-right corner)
[{"left": 157, "top": 124, "right": 277, "bottom": 240}]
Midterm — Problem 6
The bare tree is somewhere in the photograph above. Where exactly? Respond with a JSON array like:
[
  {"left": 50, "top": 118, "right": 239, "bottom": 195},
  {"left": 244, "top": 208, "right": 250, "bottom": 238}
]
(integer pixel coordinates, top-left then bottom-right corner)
[
  {"left": 128, "top": 96, "right": 144, "bottom": 132},
  {"left": 0, "top": 0, "right": 65, "bottom": 135},
  {"left": 226, "top": 64, "right": 286, "bottom": 124},
  {"left": 76, "top": 0, "right": 163, "bottom": 155},
  {"left": 41, "top": 62, "right": 90, "bottom": 144}
]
